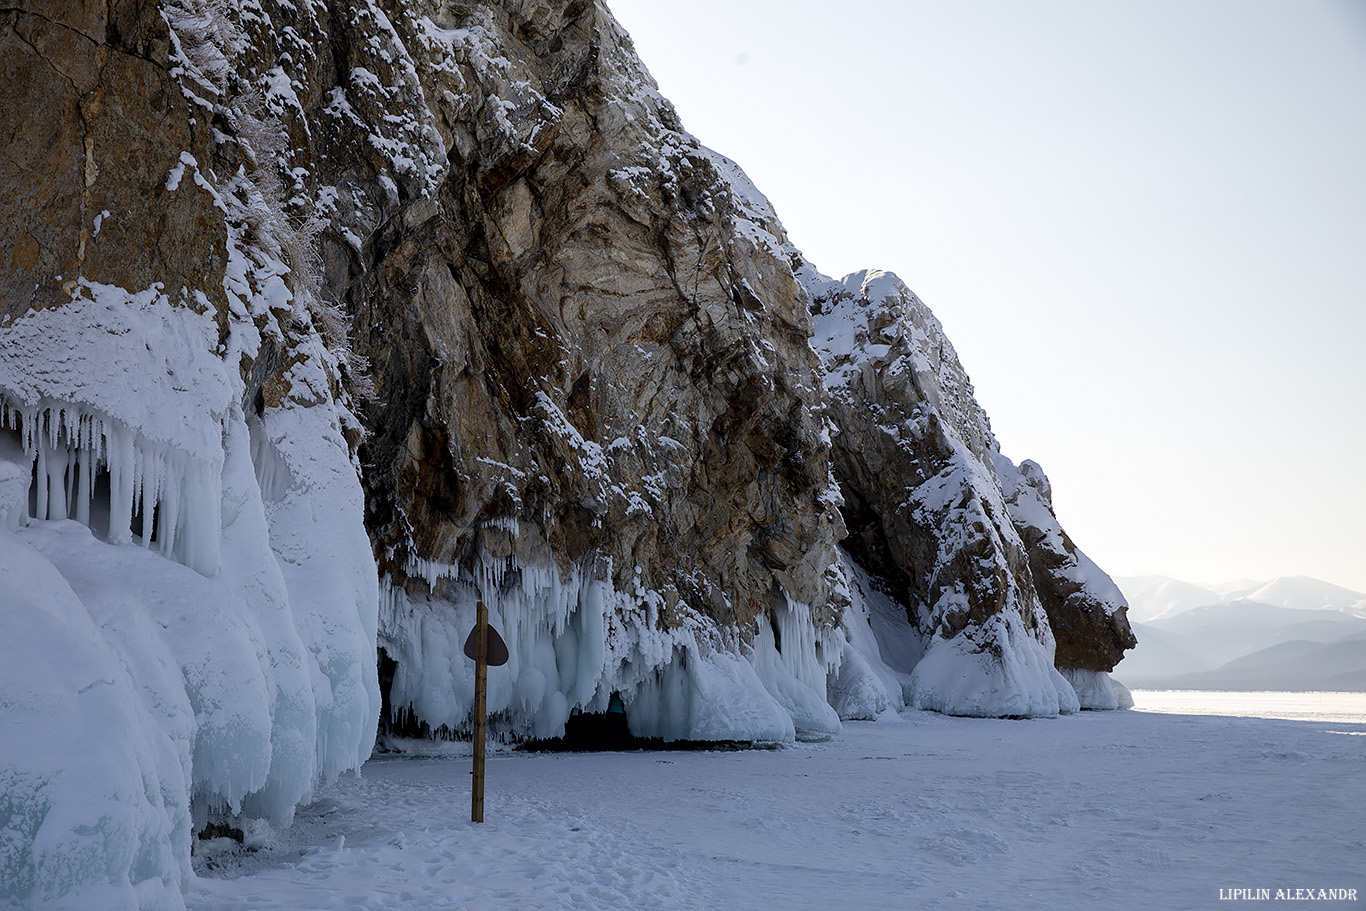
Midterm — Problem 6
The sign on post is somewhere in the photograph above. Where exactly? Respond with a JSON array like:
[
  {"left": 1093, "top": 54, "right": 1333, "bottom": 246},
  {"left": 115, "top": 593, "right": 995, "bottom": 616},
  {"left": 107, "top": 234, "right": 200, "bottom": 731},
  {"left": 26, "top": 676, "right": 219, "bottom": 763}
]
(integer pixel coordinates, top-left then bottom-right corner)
[{"left": 463, "top": 601, "right": 508, "bottom": 823}]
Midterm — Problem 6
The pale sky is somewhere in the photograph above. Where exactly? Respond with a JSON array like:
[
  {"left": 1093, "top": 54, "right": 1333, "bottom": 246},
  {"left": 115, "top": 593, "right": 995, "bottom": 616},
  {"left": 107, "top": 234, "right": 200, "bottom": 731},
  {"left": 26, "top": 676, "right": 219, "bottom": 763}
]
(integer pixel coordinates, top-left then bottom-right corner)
[{"left": 608, "top": 0, "right": 1366, "bottom": 592}]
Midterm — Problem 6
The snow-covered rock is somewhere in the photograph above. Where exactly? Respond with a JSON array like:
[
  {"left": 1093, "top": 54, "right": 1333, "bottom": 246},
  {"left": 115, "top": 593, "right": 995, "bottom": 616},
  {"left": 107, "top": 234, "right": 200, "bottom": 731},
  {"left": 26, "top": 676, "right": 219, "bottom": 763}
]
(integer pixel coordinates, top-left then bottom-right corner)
[
  {"left": 994, "top": 453, "right": 1136, "bottom": 671},
  {"left": 809, "top": 269, "right": 1084, "bottom": 717}
]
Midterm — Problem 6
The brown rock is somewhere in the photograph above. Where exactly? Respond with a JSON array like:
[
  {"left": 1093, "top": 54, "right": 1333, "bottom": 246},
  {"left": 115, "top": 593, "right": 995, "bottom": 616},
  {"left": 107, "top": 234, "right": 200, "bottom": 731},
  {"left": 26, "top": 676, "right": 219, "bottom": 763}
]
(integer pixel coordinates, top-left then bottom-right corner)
[
  {"left": 995, "top": 455, "right": 1137, "bottom": 671},
  {"left": 0, "top": 3, "right": 225, "bottom": 323}
]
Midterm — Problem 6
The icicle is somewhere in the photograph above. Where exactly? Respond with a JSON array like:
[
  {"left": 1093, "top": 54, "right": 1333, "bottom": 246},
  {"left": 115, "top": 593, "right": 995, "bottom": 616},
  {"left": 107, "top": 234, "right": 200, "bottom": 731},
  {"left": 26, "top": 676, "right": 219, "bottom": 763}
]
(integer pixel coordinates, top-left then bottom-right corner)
[
  {"left": 63, "top": 435, "right": 75, "bottom": 516},
  {"left": 133, "top": 444, "right": 146, "bottom": 544},
  {"left": 76, "top": 445, "right": 91, "bottom": 526},
  {"left": 36, "top": 413, "right": 69, "bottom": 522},
  {"left": 174, "top": 457, "right": 220, "bottom": 576},
  {"left": 158, "top": 457, "right": 180, "bottom": 559},
  {"left": 107, "top": 424, "right": 134, "bottom": 545},
  {"left": 51, "top": 444, "right": 71, "bottom": 520},
  {"left": 35, "top": 441, "right": 49, "bottom": 521},
  {"left": 0, "top": 396, "right": 218, "bottom": 571},
  {"left": 140, "top": 453, "right": 155, "bottom": 547}
]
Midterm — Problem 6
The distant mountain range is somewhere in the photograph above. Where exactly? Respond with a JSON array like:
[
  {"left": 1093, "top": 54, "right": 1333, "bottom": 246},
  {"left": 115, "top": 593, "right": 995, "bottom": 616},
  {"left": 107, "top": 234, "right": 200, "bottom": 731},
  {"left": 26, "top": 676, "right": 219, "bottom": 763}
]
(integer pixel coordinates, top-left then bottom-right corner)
[
  {"left": 1115, "top": 574, "right": 1366, "bottom": 623},
  {"left": 1112, "top": 576, "right": 1366, "bottom": 692}
]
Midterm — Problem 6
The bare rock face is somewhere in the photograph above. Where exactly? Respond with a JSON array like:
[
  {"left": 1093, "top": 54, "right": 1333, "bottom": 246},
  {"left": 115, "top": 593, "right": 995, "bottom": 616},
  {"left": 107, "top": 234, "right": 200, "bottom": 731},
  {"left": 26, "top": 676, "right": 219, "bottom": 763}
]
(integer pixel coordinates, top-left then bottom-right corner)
[
  {"left": 1, "top": 0, "right": 226, "bottom": 321},
  {"left": 201, "top": 0, "right": 842, "bottom": 622}
]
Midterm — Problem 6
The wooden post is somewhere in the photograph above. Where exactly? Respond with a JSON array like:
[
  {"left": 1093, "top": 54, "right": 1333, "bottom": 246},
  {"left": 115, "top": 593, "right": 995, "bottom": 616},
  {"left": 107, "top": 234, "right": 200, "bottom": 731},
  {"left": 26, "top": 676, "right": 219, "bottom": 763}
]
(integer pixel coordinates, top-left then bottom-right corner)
[{"left": 472, "top": 600, "right": 488, "bottom": 823}]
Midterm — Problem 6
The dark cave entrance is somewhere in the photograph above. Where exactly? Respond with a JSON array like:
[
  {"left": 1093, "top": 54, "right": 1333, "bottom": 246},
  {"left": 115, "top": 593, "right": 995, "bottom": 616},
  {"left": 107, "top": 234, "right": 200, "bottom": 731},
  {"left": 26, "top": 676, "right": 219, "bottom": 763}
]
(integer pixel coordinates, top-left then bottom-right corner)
[{"left": 376, "top": 646, "right": 429, "bottom": 740}]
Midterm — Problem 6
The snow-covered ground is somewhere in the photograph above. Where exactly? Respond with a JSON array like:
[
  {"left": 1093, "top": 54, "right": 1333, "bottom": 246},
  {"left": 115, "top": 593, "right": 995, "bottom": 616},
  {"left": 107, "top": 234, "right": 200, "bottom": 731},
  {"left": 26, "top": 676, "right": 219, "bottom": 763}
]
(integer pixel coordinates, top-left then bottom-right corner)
[{"left": 187, "top": 705, "right": 1365, "bottom": 910}]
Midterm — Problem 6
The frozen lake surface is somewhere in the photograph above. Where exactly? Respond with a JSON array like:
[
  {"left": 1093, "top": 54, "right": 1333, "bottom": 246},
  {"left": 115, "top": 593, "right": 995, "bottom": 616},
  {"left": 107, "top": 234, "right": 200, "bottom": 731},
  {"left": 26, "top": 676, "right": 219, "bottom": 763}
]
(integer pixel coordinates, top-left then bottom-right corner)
[
  {"left": 189, "top": 707, "right": 1365, "bottom": 910},
  {"left": 1131, "top": 689, "right": 1366, "bottom": 724}
]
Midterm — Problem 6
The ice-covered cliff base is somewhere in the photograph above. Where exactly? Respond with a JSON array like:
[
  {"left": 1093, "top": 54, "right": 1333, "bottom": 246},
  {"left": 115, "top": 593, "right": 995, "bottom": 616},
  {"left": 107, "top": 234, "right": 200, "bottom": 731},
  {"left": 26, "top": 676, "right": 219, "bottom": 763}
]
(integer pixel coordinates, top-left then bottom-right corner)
[
  {"left": 380, "top": 554, "right": 842, "bottom": 747},
  {"left": 0, "top": 291, "right": 379, "bottom": 909},
  {"left": 0, "top": 469, "right": 377, "bottom": 910},
  {"left": 380, "top": 547, "right": 1127, "bottom": 750},
  {"left": 820, "top": 552, "right": 1086, "bottom": 721}
]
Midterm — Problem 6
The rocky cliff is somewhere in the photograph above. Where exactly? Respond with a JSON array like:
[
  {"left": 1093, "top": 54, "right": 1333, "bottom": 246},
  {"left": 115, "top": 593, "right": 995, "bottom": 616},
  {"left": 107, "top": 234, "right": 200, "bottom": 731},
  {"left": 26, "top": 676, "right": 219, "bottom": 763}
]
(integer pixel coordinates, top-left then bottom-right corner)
[
  {"left": 809, "top": 270, "right": 1134, "bottom": 715},
  {"left": 1, "top": 0, "right": 1132, "bottom": 907}
]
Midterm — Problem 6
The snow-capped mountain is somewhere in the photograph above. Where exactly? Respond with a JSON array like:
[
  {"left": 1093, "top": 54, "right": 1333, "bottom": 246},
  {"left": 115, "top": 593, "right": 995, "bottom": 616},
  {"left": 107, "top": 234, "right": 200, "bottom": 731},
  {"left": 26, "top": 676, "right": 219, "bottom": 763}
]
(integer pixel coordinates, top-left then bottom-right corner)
[
  {"left": 1231, "top": 577, "right": 1366, "bottom": 615},
  {"left": 1117, "top": 575, "right": 1366, "bottom": 622},
  {"left": 1113, "top": 575, "right": 1366, "bottom": 689},
  {"left": 1114, "top": 576, "right": 1231, "bottom": 622},
  {"left": 1, "top": 1, "right": 1134, "bottom": 907}
]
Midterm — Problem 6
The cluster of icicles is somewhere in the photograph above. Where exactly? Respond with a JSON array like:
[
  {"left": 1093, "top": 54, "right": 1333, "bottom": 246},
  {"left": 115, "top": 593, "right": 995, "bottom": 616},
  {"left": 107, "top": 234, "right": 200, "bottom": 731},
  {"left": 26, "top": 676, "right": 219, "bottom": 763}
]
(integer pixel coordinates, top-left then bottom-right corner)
[{"left": 2, "top": 398, "right": 221, "bottom": 575}]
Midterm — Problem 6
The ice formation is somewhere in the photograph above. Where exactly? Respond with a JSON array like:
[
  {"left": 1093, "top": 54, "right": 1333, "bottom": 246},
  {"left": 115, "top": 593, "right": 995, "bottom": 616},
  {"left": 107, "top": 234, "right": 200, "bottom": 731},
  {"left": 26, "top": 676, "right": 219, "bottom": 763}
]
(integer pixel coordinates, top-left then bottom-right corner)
[
  {"left": 827, "top": 552, "right": 924, "bottom": 721},
  {"left": 0, "top": 281, "right": 232, "bottom": 575},
  {"left": 827, "top": 547, "right": 1083, "bottom": 720},
  {"left": 0, "top": 529, "right": 191, "bottom": 911},
  {"left": 1060, "top": 668, "right": 1135, "bottom": 711},
  {"left": 0, "top": 183, "right": 376, "bottom": 911},
  {"left": 380, "top": 546, "right": 844, "bottom": 745},
  {"left": 0, "top": 336, "right": 378, "bottom": 911},
  {"left": 908, "top": 614, "right": 1081, "bottom": 718}
]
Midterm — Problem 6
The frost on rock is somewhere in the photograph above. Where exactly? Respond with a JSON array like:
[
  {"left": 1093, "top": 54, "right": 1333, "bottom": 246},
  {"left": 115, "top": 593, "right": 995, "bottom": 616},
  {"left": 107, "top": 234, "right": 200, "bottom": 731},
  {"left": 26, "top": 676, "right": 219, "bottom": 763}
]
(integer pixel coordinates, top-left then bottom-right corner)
[{"left": 809, "top": 267, "right": 995, "bottom": 463}]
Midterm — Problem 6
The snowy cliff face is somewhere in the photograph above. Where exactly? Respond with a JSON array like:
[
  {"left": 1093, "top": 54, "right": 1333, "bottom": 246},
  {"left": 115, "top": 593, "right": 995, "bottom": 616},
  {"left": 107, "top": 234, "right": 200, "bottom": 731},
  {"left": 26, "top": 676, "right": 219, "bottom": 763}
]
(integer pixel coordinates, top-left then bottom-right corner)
[
  {"left": 810, "top": 271, "right": 1076, "bottom": 716},
  {"left": 1, "top": 1, "right": 379, "bottom": 907},
  {"left": 1, "top": 0, "right": 1134, "bottom": 907},
  {"left": 809, "top": 270, "right": 1133, "bottom": 715},
  {"left": 207, "top": 0, "right": 847, "bottom": 743},
  {"left": 993, "top": 454, "right": 1137, "bottom": 675}
]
